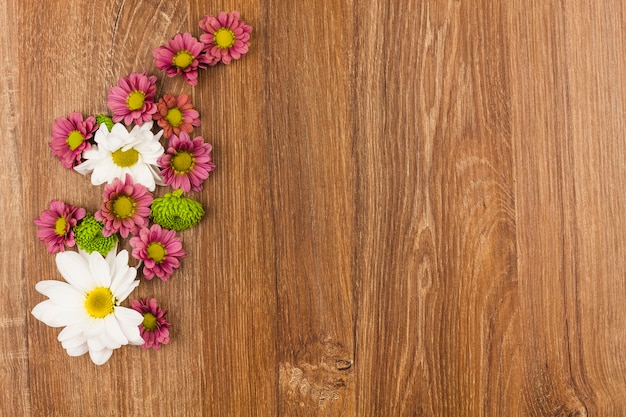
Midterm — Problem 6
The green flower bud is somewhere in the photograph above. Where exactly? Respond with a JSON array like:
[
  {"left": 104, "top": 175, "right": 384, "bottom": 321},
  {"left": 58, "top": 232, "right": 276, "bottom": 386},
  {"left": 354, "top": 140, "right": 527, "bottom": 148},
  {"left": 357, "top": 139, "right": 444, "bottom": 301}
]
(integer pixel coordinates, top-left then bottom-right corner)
[
  {"left": 95, "top": 114, "right": 114, "bottom": 131},
  {"left": 74, "top": 214, "right": 118, "bottom": 256},
  {"left": 150, "top": 189, "right": 205, "bottom": 231}
]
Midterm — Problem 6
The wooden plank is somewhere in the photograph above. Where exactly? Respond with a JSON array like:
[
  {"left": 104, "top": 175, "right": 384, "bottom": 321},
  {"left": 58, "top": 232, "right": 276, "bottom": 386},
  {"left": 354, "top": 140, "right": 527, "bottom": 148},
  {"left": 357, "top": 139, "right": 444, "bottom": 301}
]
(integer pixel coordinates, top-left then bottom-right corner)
[
  {"left": 8, "top": 0, "right": 626, "bottom": 415},
  {"left": 263, "top": 0, "right": 357, "bottom": 414},
  {"left": 354, "top": 1, "right": 519, "bottom": 414},
  {"left": 0, "top": 0, "right": 30, "bottom": 415},
  {"left": 508, "top": 1, "right": 626, "bottom": 414},
  {"left": 189, "top": 1, "right": 278, "bottom": 415},
  {"left": 20, "top": 1, "right": 278, "bottom": 415}
]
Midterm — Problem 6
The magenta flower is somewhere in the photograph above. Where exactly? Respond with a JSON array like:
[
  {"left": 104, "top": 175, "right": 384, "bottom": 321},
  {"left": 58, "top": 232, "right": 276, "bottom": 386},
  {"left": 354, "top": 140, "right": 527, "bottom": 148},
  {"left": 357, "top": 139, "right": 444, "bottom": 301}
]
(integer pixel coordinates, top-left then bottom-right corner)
[
  {"left": 34, "top": 200, "right": 86, "bottom": 254},
  {"left": 153, "top": 93, "right": 200, "bottom": 139},
  {"left": 153, "top": 32, "right": 214, "bottom": 86},
  {"left": 129, "top": 224, "right": 186, "bottom": 281},
  {"left": 131, "top": 298, "right": 171, "bottom": 350},
  {"left": 199, "top": 11, "right": 252, "bottom": 65},
  {"left": 94, "top": 174, "right": 153, "bottom": 238},
  {"left": 107, "top": 72, "right": 158, "bottom": 125},
  {"left": 49, "top": 112, "right": 97, "bottom": 169},
  {"left": 158, "top": 132, "right": 216, "bottom": 192}
]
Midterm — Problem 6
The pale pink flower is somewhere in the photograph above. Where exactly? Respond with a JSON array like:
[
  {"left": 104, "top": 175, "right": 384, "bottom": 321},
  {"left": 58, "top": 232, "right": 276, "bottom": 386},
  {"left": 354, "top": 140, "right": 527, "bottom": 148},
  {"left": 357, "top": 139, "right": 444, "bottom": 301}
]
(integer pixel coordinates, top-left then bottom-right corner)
[
  {"left": 129, "top": 224, "right": 186, "bottom": 281},
  {"left": 34, "top": 200, "right": 86, "bottom": 254},
  {"left": 199, "top": 11, "right": 252, "bottom": 65},
  {"left": 49, "top": 113, "right": 97, "bottom": 169},
  {"left": 95, "top": 174, "right": 153, "bottom": 238},
  {"left": 158, "top": 132, "right": 215, "bottom": 192},
  {"left": 131, "top": 298, "right": 171, "bottom": 350},
  {"left": 153, "top": 32, "right": 214, "bottom": 86},
  {"left": 107, "top": 72, "right": 158, "bottom": 125}
]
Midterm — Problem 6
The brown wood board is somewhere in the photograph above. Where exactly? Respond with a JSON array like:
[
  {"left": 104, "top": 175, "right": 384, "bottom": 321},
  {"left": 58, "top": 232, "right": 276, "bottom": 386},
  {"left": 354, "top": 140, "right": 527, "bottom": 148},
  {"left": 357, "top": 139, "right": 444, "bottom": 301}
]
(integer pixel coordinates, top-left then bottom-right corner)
[{"left": 2, "top": 0, "right": 625, "bottom": 415}]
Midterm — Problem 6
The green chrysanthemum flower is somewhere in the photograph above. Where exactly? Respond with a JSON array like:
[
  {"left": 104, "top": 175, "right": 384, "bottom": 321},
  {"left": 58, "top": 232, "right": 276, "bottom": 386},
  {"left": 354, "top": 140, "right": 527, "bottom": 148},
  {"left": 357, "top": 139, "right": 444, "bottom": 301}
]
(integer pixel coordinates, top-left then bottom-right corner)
[
  {"left": 150, "top": 189, "right": 204, "bottom": 231},
  {"left": 74, "top": 213, "right": 119, "bottom": 256},
  {"left": 95, "top": 114, "right": 114, "bottom": 131}
]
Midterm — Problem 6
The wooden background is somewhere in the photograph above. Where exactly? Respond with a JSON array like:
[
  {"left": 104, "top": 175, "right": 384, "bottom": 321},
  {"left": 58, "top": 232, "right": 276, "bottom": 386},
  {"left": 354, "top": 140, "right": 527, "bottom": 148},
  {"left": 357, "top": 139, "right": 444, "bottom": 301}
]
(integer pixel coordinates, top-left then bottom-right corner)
[{"left": 2, "top": 0, "right": 625, "bottom": 415}]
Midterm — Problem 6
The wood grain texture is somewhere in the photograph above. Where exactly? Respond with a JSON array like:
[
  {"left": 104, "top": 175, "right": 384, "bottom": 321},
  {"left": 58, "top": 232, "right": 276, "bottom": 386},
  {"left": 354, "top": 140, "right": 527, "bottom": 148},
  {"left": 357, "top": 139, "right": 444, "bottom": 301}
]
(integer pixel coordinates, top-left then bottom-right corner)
[{"left": 1, "top": 0, "right": 625, "bottom": 416}]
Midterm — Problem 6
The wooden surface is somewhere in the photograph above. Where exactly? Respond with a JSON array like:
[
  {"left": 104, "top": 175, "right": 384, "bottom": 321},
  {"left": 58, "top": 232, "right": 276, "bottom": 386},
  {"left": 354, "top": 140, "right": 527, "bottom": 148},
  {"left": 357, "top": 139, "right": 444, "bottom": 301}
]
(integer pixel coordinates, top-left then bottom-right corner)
[{"left": 2, "top": 0, "right": 626, "bottom": 415}]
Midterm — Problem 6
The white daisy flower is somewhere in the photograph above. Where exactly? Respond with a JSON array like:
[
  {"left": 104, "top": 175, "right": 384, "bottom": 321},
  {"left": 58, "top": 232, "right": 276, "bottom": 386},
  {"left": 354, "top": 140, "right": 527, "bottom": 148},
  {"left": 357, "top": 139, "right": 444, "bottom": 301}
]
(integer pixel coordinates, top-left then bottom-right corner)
[
  {"left": 31, "top": 249, "right": 144, "bottom": 365},
  {"left": 75, "top": 121, "right": 164, "bottom": 191}
]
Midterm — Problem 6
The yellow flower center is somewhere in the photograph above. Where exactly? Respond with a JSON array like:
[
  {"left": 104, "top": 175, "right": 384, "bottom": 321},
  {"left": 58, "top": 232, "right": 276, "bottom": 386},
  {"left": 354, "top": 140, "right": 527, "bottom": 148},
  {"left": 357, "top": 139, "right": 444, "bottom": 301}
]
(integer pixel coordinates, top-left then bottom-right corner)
[
  {"left": 214, "top": 28, "right": 235, "bottom": 49},
  {"left": 165, "top": 108, "right": 183, "bottom": 127},
  {"left": 112, "top": 195, "right": 136, "bottom": 218},
  {"left": 126, "top": 90, "right": 146, "bottom": 111},
  {"left": 54, "top": 217, "right": 67, "bottom": 236},
  {"left": 171, "top": 151, "right": 194, "bottom": 173},
  {"left": 84, "top": 287, "right": 115, "bottom": 318},
  {"left": 111, "top": 148, "right": 139, "bottom": 167},
  {"left": 66, "top": 130, "right": 85, "bottom": 150},
  {"left": 142, "top": 312, "right": 158, "bottom": 331},
  {"left": 173, "top": 51, "right": 194, "bottom": 69},
  {"left": 147, "top": 242, "right": 166, "bottom": 263}
]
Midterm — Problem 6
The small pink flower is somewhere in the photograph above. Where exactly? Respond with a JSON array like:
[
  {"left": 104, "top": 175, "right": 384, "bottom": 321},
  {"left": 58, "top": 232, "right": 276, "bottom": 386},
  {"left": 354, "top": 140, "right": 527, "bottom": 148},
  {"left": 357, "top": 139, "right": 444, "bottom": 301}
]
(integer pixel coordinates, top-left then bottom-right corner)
[
  {"left": 153, "top": 32, "right": 214, "bottom": 86},
  {"left": 49, "top": 113, "right": 97, "bottom": 169},
  {"left": 131, "top": 298, "right": 171, "bottom": 350},
  {"left": 34, "top": 200, "right": 86, "bottom": 254},
  {"left": 95, "top": 174, "right": 153, "bottom": 238},
  {"left": 153, "top": 93, "right": 200, "bottom": 139},
  {"left": 107, "top": 72, "right": 158, "bottom": 125},
  {"left": 199, "top": 11, "right": 252, "bottom": 65},
  {"left": 158, "top": 132, "right": 216, "bottom": 192},
  {"left": 129, "top": 224, "right": 186, "bottom": 281}
]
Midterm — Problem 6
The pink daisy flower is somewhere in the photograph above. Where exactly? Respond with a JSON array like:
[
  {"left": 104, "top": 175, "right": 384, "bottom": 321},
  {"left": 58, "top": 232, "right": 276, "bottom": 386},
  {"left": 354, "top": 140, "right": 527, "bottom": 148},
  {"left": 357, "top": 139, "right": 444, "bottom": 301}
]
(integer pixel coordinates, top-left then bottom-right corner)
[
  {"left": 153, "top": 32, "right": 214, "bottom": 86},
  {"left": 129, "top": 224, "right": 186, "bottom": 281},
  {"left": 34, "top": 200, "right": 86, "bottom": 254},
  {"left": 130, "top": 298, "right": 171, "bottom": 350},
  {"left": 199, "top": 11, "right": 252, "bottom": 65},
  {"left": 158, "top": 132, "right": 216, "bottom": 192},
  {"left": 49, "top": 112, "right": 97, "bottom": 169},
  {"left": 153, "top": 93, "right": 200, "bottom": 139},
  {"left": 94, "top": 173, "right": 153, "bottom": 238},
  {"left": 107, "top": 71, "right": 158, "bottom": 125}
]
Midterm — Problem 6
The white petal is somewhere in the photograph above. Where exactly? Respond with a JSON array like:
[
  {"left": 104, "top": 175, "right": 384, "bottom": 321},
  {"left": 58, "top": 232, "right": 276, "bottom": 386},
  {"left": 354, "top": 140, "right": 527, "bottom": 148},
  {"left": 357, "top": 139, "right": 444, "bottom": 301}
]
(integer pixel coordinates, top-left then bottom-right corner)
[
  {"left": 60, "top": 333, "right": 87, "bottom": 350},
  {"left": 110, "top": 251, "right": 137, "bottom": 300},
  {"left": 56, "top": 251, "right": 96, "bottom": 292},
  {"left": 74, "top": 158, "right": 96, "bottom": 175},
  {"left": 58, "top": 323, "right": 86, "bottom": 343},
  {"left": 89, "top": 162, "right": 115, "bottom": 186},
  {"left": 65, "top": 343, "right": 89, "bottom": 357},
  {"left": 109, "top": 265, "right": 135, "bottom": 299},
  {"left": 83, "top": 317, "right": 104, "bottom": 339},
  {"left": 110, "top": 123, "right": 130, "bottom": 140},
  {"left": 152, "top": 127, "right": 163, "bottom": 141},
  {"left": 87, "top": 335, "right": 106, "bottom": 352},
  {"left": 87, "top": 250, "right": 112, "bottom": 287},
  {"left": 114, "top": 277, "right": 139, "bottom": 303},
  {"left": 94, "top": 124, "right": 111, "bottom": 144},
  {"left": 103, "top": 315, "right": 128, "bottom": 348},
  {"left": 104, "top": 244, "right": 119, "bottom": 266},
  {"left": 114, "top": 307, "right": 143, "bottom": 345},
  {"left": 111, "top": 249, "right": 129, "bottom": 273},
  {"left": 35, "top": 280, "right": 84, "bottom": 305},
  {"left": 130, "top": 164, "right": 156, "bottom": 191},
  {"left": 32, "top": 300, "right": 84, "bottom": 328},
  {"left": 89, "top": 347, "right": 113, "bottom": 365},
  {"left": 136, "top": 120, "right": 154, "bottom": 133},
  {"left": 150, "top": 164, "right": 165, "bottom": 186}
]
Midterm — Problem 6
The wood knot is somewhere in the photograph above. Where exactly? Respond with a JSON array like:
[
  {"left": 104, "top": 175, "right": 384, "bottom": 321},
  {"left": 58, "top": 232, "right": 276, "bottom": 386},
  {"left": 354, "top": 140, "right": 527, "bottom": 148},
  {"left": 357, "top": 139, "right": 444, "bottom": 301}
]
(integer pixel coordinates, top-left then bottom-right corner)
[{"left": 335, "top": 359, "right": 352, "bottom": 370}]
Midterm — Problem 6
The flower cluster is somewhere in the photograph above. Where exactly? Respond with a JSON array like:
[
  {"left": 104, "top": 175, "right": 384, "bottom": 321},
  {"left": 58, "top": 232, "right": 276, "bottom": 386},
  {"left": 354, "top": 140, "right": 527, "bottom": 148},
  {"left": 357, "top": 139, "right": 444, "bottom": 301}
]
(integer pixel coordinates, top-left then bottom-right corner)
[
  {"left": 32, "top": 11, "right": 251, "bottom": 365},
  {"left": 153, "top": 11, "right": 252, "bottom": 85}
]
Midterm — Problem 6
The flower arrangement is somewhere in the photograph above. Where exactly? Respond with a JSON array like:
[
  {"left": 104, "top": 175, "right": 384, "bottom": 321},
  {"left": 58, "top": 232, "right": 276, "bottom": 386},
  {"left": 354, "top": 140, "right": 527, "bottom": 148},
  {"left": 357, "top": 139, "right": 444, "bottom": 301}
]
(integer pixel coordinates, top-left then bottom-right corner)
[{"left": 31, "top": 11, "right": 252, "bottom": 365}]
